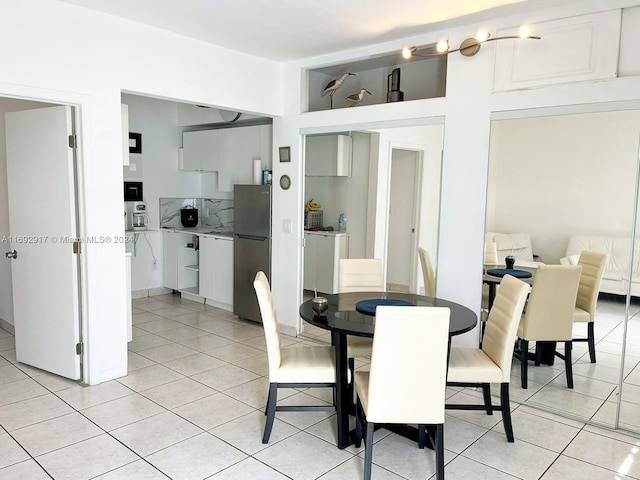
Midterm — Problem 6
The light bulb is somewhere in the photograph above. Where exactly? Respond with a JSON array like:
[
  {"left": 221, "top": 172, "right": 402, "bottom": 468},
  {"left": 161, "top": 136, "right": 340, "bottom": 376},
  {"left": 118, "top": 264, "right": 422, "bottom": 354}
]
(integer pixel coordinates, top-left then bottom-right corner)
[
  {"left": 476, "top": 30, "right": 491, "bottom": 42},
  {"left": 402, "top": 47, "right": 414, "bottom": 59},
  {"left": 436, "top": 40, "right": 449, "bottom": 53},
  {"left": 519, "top": 25, "right": 532, "bottom": 38}
]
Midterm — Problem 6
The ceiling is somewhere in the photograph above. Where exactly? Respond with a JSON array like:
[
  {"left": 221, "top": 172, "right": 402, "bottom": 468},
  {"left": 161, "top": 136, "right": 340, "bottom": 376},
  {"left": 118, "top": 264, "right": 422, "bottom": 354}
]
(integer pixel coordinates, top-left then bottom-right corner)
[{"left": 56, "top": 0, "right": 583, "bottom": 61}]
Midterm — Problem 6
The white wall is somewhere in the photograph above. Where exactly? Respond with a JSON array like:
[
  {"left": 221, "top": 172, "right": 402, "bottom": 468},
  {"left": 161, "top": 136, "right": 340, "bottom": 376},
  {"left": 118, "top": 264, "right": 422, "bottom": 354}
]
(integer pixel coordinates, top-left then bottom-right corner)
[
  {"left": 0, "top": 0, "right": 282, "bottom": 384},
  {"left": 0, "top": 98, "right": 54, "bottom": 328},
  {"left": 487, "top": 110, "right": 640, "bottom": 263}
]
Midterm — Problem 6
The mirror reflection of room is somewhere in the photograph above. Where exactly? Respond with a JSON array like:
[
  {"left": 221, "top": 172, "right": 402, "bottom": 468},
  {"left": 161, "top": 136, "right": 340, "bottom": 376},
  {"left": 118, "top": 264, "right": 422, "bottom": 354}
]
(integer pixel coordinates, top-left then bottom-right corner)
[
  {"left": 486, "top": 109, "right": 640, "bottom": 432},
  {"left": 302, "top": 125, "right": 443, "bottom": 307}
]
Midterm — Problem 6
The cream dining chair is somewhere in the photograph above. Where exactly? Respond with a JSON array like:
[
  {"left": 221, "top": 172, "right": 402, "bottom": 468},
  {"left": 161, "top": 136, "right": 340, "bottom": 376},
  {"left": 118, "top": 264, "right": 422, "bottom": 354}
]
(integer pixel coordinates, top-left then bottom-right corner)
[
  {"left": 418, "top": 247, "right": 436, "bottom": 297},
  {"left": 253, "top": 271, "right": 338, "bottom": 443},
  {"left": 354, "top": 306, "right": 450, "bottom": 480},
  {"left": 338, "top": 259, "right": 384, "bottom": 405},
  {"left": 447, "top": 274, "right": 530, "bottom": 442},
  {"left": 572, "top": 250, "right": 607, "bottom": 363},
  {"left": 516, "top": 265, "right": 582, "bottom": 389}
]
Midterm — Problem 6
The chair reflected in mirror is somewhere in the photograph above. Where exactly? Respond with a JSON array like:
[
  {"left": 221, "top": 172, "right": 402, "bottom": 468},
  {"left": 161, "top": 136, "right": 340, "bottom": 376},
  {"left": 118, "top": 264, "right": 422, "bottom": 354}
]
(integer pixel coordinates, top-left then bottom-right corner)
[{"left": 418, "top": 247, "right": 436, "bottom": 297}]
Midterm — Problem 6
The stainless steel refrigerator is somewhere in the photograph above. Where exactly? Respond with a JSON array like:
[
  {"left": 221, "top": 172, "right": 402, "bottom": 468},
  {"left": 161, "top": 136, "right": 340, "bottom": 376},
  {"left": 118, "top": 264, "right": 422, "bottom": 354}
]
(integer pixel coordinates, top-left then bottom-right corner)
[{"left": 233, "top": 184, "right": 271, "bottom": 323}]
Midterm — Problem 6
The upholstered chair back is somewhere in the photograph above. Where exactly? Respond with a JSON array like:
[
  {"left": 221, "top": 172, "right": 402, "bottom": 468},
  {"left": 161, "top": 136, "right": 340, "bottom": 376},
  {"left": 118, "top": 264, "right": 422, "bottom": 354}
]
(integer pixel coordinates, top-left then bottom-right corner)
[
  {"left": 576, "top": 251, "right": 607, "bottom": 320},
  {"left": 518, "top": 265, "right": 582, "bottom": 341},
  {"left": 338, "top": 259, "right": 384, "bottom": 293},
  {"left": 482, "top": 274, "right": 530, "bottom": 382},
  {"left": 366, "top": 306, "right": 450, "bottom": 424},
  {"left": 418, "top": 248, "right": 436, "bottom": 296},
  {"left": 253, "top": 271, "right": 281, "bottom": 381},
  {"left": 484, "top": 242, "right": 499, "bottom": 265}
]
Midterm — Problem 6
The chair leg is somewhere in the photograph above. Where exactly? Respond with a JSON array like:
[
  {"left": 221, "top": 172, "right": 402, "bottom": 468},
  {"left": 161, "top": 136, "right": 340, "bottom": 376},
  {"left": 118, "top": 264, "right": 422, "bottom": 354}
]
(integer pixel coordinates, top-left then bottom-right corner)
[
  {"left": 348, "top": 357, "right": 356, "bottom": 410},
  {"left": 481, "top": 383, "right": 493, "bottom": 415},
  {"left": 534, "top": 343, "right": 542, "bottom": 366},
  {"left": 588, "top": 322, "right": 596, "bottom": 363},
  {"left": 418, "top": 425, "right": 426, "bottom": 449},
  {"left": 363, "top": 421, "right": 375, "bottom": 480},
  {"left": 565, "top": 341, "right": 574, "bottom": 389},
  {"left": 434, "top": 424, "right": 445, "bottom": 480},
  {"left": 520, "top": 339, "right": 529, "bottom": 389},
  {"left": 355, "top": 396, "right": 363, "bottom": 448},
  {"left": 500, "top": 383, "right": 514, "bottom": 442},
  {"left": 262, "top": 383, "right": 278, "bottom": 444}
]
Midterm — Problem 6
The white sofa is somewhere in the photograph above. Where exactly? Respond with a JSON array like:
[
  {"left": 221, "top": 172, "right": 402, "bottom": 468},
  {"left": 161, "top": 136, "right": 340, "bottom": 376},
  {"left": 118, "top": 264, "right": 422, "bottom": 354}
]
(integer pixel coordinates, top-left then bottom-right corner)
[
  {"left": 561, "top": 234, "right": 640, "bottom": 297},
  {"left": 485, "top": 232, "right": 545, "bottom": 268}
]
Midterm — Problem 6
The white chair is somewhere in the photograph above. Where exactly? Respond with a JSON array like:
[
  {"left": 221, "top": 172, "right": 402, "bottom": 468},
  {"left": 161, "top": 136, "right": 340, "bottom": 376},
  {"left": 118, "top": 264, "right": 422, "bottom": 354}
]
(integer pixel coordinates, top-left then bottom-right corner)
[
  {"left": 418, "top": 247, "right": 436, "bottom": 297},
  {"left": 447, "top": 274, "right": 530, "bottom": 442},
  {"left": 253, "top": 271, "right": 337, "bottom": 443},
  {"left": 354, "top": 306, "right": 450, "bottom": 480},
  {"left": 338, "top": 259, "right": 384, "bottom": 401},
  {"left": 573, "top": 251, "right": 607, "bottom": 363},
  {"left": 484, "top": 241, "right": 498, "bottom": 265},
  {"left": 516, "top": 265, "right": 582, "bottom": 389}
]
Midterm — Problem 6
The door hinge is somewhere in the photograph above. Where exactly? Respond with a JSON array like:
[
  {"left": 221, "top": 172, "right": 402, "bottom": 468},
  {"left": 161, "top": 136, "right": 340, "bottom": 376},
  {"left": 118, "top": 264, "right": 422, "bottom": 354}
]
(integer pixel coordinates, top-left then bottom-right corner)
[
  {"left": 68, "top": 134, "right": 77, "bottom": 148},
  {"left": 76, "top": 342, "right": 83, "bottom": 355},
  {"left": 73, "top": 241, "right": 81, "bottom": 254}
]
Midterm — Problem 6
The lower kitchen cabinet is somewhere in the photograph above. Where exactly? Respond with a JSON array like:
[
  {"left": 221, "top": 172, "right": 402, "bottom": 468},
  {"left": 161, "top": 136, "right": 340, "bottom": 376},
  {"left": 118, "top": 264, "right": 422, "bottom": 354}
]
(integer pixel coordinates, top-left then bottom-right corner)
[
  {"left": 303, "top": 232, "right": 348, "bottom": 294},
  {"left": 162, "top": 230, "right": 199, "bottom": 294},
  {"left": 199, "top": 236, "right": 233, "bottom": 308}
]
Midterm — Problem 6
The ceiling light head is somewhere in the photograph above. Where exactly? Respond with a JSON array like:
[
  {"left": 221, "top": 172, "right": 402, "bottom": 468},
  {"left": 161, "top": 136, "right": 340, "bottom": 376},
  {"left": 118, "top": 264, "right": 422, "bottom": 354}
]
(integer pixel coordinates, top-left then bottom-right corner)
[
  {"left": 476, "top": 30, "right": 491, "bottom": 43},
  {"left": 402, "top": 46, "right": 416, "bottom": 59},
  {"left": 519, "top": 25, "right": 532, "bottom": 38},
  {"left": 436, "top": 40, "right": 449, "bottom": 53}
]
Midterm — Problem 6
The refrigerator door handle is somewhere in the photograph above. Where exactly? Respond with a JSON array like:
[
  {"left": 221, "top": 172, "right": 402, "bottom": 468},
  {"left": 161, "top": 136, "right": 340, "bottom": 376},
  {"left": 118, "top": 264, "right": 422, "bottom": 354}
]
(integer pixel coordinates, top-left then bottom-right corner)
[{"left": 236, "top": 234, "right": 267, "bottom": 241}]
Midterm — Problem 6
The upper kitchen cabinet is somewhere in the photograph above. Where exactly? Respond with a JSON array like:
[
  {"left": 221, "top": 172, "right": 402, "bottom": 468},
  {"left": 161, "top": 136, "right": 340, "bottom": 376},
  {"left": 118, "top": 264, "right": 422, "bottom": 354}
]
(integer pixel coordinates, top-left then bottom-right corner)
[
  {"left": 306, "top": 134, "right": 352, "bottom": 177},
  {"left": 180, "top": 125, "right": 272, "bottom": 192},
  {"left": 181, "top": 129, "right": 219, "bottom": 172},
  {"left": 307, "top": 47, "right": 447, "bottom": 112}
]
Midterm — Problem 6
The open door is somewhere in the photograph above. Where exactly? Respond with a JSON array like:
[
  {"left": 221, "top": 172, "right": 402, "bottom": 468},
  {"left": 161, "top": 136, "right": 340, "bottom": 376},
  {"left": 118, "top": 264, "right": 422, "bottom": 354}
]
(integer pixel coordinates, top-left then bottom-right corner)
[{"left": 5, "top": 105, "right": 81, "bottom": 380}]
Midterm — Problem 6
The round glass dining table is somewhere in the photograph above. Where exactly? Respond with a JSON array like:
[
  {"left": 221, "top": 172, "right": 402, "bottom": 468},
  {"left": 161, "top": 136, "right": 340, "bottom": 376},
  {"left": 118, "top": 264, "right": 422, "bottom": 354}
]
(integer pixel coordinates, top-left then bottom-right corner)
[{"left": 299, "top": 291, "right": 477, "bottom": 449}]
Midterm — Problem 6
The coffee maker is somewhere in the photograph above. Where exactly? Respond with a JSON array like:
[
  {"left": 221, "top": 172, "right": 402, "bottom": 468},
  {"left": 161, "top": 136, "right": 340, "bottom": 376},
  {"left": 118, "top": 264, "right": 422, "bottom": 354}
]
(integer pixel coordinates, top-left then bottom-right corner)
[{"left": 125, "top": 201, "right": 149, "bottom": 231}]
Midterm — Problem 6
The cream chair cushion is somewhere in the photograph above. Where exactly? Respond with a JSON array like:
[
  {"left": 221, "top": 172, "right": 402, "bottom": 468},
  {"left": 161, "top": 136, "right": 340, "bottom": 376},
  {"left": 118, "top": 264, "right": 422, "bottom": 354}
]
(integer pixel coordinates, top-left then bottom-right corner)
[
  {"left": 449, "top": 274, "right": 530, "bottom": 383},
  {"left": 356, "top": 306, "right": 450, "bottom": 424},
  {"left": 517, "top": 265, "right": 582, "bottom": 341},
  {"left": 254, "top": 271, "right": 336, "bottom": 384},
  {"left": 484, "top": 242, "right": 498, "bottom": 265},
  {"left": 574, "top": 250, "right": 607, "bottom": 323},
  {"left": 338, "top": 258, "right": 384, "bottom": 293},
  {"left": 418, "top": 248, "right": 436, "bottom": 296}
]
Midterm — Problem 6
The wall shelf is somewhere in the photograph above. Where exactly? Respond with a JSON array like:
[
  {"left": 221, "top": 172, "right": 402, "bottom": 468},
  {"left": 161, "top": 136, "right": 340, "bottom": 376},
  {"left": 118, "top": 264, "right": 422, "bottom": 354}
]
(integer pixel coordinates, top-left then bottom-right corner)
[{"left": 307, "top": 46, "right": 447, "bottom": 112}]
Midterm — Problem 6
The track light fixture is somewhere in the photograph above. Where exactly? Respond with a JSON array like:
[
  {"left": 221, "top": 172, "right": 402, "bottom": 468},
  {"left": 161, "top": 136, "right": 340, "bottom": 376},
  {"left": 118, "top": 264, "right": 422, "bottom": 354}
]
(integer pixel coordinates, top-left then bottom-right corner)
[{"left": 402, "top": 25, "right": 540, "bottom": 59}]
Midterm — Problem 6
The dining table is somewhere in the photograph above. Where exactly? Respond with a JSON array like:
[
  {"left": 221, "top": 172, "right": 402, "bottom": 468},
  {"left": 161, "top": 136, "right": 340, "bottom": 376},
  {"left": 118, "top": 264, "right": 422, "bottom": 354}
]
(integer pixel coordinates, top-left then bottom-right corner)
[{"left": 299, "top": 291, "right": 477, "bottom": 449}]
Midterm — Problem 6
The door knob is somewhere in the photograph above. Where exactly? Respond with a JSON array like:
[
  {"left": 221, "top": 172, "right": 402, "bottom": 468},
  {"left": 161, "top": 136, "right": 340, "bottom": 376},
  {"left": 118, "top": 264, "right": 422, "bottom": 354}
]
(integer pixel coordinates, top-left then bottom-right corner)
[{"left": 5, "top": 250, "right": 17, "bottom": 259}]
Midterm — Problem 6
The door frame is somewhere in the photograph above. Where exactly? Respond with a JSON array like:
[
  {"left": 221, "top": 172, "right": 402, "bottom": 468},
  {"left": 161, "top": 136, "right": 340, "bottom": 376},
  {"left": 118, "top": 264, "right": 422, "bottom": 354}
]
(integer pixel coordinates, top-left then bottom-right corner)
[
  {"left": 0, "top": 81, "right": 89, "bottom": 382},
  {"left": 385, "top": 144, "right": 424, "bottom": 293}
]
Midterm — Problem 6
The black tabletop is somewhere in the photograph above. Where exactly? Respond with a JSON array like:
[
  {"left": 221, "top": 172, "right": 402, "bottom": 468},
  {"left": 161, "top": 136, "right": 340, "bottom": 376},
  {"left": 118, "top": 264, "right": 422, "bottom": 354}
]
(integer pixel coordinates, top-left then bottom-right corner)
[{"left": 300, "top": 291, "right": 477, "bottom": 338}]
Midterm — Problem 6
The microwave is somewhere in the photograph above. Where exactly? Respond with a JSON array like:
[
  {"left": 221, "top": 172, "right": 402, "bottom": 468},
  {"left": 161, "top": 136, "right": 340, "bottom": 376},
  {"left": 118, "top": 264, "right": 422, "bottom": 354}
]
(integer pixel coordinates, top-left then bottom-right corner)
[{"left": 124, "top": 181, "right": 143, "bottom": 201}]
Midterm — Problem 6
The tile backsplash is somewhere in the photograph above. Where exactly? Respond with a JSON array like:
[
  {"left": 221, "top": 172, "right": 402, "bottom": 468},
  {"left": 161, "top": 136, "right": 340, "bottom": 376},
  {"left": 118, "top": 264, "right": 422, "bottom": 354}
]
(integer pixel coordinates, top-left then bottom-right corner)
[{"left": 160, "top": 198, "right": 233, "bottom": 230}]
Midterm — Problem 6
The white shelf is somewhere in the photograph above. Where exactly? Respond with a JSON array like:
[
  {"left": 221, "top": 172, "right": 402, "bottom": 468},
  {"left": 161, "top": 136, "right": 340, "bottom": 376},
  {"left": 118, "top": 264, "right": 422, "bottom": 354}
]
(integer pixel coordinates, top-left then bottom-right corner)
[{"left": 184, "top": 264, "right": 199, "bottom": 272}]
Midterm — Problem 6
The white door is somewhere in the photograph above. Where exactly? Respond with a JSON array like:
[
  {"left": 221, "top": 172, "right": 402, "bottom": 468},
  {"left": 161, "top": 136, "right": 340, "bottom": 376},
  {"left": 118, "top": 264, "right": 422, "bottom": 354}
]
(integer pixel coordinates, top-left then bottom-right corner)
[
  {"left": 5, "top": 105, "right": 81, "bottom": 380},
  {"left": 387, "top": 149, "right": 419, "bottom": 292}
]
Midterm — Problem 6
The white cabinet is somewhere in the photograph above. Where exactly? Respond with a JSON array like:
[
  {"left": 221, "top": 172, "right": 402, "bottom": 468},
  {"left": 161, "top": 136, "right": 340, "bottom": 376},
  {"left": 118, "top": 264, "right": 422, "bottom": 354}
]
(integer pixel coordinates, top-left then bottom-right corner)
[
  {"left": 162, "top": 230, "right": 199, "bottom": 293},
  {"left": 180, "top": 125, "right": 272, "bottom": 191},
  {"left": 305, "top": 134, "right": 352, "bottom": 177},
  {"left": 199, "top": 236, "right": 233, "bottom": 308},
  {"left": 303, "top": 233, "right": 348, "bottom": 294},
  {"left": 181, "top": 130, "right": 219, "bottom": 172}
]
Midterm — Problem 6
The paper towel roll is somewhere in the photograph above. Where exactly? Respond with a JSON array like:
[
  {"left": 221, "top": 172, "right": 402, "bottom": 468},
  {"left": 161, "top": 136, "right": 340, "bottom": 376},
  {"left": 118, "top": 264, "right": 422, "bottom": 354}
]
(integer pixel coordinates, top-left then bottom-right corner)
[{"left": 253, "top": 159, "right": 262, "bottom": 185}]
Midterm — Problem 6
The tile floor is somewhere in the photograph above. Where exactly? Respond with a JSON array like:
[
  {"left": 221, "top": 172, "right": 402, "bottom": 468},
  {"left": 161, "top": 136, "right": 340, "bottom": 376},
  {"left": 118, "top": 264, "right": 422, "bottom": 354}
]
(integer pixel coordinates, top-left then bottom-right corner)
[{"left": 0, "top": 293, "right": 639, "bottom": 479}]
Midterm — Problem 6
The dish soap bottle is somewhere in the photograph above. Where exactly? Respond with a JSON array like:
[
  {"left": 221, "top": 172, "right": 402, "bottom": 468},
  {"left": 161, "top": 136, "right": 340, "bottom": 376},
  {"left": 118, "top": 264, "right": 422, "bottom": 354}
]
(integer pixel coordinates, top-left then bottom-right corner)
[{"left": 338, "top": 213, "right": 346, "bottom": 233}]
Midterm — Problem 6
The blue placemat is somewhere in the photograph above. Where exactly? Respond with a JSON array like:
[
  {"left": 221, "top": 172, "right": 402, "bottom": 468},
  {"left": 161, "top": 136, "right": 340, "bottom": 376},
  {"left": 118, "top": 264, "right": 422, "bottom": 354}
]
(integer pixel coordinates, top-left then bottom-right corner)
[
  {"left": 486, "top": 268, "right": 532, "bottom": 279},
  {"left": 355, "top": 299, "right": 415, "bottom": 315}
]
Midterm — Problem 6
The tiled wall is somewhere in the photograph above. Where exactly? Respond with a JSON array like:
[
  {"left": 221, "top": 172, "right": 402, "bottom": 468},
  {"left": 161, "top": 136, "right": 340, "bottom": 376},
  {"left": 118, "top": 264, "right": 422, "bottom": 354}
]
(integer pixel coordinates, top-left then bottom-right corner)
[{"left": 159, "top": 198, "right": 233, "bottom": 230}]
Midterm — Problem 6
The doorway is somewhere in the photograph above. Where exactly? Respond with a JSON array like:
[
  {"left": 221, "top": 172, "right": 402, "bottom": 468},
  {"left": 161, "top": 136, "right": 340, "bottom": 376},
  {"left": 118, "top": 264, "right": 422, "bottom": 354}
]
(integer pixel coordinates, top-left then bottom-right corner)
[
  {"left": 386, "top": 148, "right": 421, "bottom": 293},
  {"left": 0, "top": 96, "right": 84, "bottom": 381}
]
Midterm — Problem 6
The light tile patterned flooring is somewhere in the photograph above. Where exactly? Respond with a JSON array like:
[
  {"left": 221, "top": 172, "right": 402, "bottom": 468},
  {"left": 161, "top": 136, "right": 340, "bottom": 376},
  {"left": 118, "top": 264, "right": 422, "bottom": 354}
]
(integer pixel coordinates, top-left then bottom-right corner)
[{"left": 0, "top": 293, "right": 639, "bottom": 479}]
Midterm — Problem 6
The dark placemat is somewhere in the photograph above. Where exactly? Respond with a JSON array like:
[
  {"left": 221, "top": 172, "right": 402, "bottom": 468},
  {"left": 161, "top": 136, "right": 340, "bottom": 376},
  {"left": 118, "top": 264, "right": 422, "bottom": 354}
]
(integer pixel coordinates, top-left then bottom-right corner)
[
  {"left": 355, "top": 298, "right": 415, "bottom": 315},
  {"left": 486, "top": 268, "right": 532, "bottom": 279}
]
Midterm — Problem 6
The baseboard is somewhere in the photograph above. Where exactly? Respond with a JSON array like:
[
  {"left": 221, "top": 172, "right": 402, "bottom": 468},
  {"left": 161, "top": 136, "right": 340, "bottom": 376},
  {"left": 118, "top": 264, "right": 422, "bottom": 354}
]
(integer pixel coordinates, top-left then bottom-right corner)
[
  {"left": 0, "top": 317, "right": 15, "bottom": 335},
  {"left": 132, "top": 287, "right": 172, "bottom": 299}
]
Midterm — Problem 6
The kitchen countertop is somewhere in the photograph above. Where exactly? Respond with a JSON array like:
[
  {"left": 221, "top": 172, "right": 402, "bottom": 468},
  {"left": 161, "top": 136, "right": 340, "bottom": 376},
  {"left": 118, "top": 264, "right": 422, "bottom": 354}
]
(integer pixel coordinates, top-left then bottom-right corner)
[
  {"left": 161, "top": 226, "right": 234, "bottom": 238},
  {"left": 304, "top": 229, "right": 348, "bottom": 237}
]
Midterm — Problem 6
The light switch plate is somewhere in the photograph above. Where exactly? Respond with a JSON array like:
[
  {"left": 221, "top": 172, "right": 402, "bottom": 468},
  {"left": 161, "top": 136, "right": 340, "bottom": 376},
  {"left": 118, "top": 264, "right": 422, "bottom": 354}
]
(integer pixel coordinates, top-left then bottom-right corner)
[{"left": 282, "top": 219, "right": 292, "bottom": 233}]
